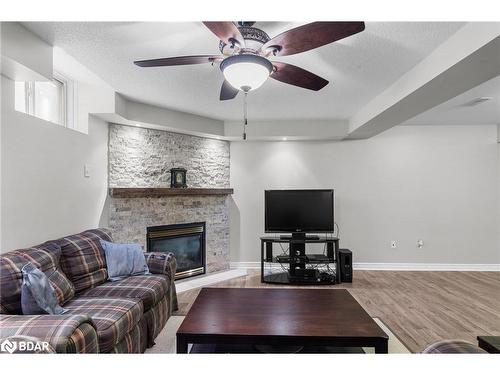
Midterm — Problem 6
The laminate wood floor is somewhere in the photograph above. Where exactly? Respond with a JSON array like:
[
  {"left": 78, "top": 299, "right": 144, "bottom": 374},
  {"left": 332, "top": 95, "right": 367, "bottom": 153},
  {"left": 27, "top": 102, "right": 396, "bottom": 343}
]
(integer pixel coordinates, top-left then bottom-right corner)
[{"left": 176, "top": 270, "right": 500, "bottom": 353}]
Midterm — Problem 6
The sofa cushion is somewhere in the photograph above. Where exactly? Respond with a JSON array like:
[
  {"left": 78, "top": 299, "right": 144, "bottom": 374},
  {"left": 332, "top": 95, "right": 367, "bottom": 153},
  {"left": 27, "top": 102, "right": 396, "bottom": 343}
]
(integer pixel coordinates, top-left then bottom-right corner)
[
  {"left": 0, "top": 242, "right": 75, "bottom": 314},
  {"left": 63, "top": 297, "right": 143, "bottom": 353},
  {"left": 78, "top": 275, "right": 168, "bottom": 311},
  {"left": 58, "top": 228, "right": 112, "bottom": 293}
]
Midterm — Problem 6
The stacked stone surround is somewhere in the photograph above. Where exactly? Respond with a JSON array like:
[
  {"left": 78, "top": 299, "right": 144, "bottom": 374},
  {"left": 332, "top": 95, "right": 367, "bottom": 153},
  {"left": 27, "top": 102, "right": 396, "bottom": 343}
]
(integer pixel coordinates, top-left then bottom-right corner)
[
  {"left": 108, "top": 124, "right": 231, "bottom": 273},
  {"left": 109, "top": 196, "right": 229, "bottom": 273},
  {"left": 109, "top": 125, "right": 230, "bottom": 188}
]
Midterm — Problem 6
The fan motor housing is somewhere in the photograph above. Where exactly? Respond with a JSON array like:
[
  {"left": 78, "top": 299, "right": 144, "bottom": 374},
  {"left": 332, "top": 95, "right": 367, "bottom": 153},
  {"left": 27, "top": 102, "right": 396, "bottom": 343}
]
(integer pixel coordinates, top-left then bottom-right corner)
[
  {"left": 219, "top": 26, "right": 271, "bottom": 54},
  {"left": 219, "top": 54, "right": 273, "bottom": 73}
]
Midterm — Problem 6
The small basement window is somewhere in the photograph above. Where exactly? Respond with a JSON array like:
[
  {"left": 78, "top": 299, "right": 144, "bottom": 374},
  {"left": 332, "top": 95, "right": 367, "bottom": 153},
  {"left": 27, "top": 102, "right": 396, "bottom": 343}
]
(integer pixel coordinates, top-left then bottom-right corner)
[{"left": 14, "top": 72, "right": 76, "bottom": 129}]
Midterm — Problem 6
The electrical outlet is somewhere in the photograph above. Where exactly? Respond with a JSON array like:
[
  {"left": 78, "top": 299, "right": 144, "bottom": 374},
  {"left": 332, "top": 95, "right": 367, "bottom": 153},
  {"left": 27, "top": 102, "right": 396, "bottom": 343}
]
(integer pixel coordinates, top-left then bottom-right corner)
[
  {"left": 391, "top": 240, "right": 397, "bottom": 249},
  {"left": 417, "top": 239, "right": 424, "bottom": 249}
]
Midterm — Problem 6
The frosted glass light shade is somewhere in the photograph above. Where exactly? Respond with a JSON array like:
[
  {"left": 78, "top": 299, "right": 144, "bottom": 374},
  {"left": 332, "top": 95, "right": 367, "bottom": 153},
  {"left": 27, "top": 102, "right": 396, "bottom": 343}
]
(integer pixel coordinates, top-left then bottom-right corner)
[{"left": 220, "top": 55, "right": 273, "bottom": 92}]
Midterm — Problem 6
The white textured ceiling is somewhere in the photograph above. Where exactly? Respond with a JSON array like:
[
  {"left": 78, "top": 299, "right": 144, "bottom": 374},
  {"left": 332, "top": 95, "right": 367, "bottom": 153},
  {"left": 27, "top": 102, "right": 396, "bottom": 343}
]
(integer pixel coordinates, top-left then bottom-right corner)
[
  {"left": 23, "top": 22, "right": 465, "bottom": 121},
  {"left": 402, "top": 75, "right": 500, "bottom": 125}
]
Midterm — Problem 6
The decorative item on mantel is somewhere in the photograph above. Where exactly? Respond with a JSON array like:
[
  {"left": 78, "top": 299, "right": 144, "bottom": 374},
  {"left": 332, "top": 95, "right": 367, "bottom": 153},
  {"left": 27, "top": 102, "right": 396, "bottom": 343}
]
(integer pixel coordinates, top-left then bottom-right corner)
[{"left": 169, "top": 168, "right": 187, "bottom": 188}]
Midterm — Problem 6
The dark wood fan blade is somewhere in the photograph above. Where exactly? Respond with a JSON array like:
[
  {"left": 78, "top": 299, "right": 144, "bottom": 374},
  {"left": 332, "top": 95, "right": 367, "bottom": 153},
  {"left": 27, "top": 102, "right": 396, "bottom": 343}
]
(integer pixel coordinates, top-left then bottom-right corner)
[
  {"left": 261, "top": 22, "right": 365, "bottom": 57},
  {"left": 134, "top": 55, "right": 222, "bottom": 67},
  {"left": 203, "top": 22, "right": 245, "bottom": 47},
  {"left": 220, "top": 80, "right": 239, "bottom": 100},
  {"left": 270, "top": 62, "right": 329, "bottom": 91}
]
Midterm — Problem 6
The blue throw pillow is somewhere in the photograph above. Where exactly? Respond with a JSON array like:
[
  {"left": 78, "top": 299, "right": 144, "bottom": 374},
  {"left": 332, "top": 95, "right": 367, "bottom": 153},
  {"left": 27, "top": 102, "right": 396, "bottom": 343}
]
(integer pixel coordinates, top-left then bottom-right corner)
[
  {"left": 100, "top": 240, "right": 150, "bottom": 281},
  {"left": 21, "top": 263, "right": 67, "bottom": 315}
]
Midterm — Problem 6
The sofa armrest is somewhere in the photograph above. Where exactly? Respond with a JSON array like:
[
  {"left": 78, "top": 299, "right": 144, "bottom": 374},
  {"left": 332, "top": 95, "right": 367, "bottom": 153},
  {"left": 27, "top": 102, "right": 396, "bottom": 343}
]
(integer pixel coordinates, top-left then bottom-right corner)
[
  {"left": 144, "top": 252, "right": 178, "bottom": 311},
  {"left": 0, "top": 314, "right": 99, "bottom": 353},
  {"left": 144, "top": 252, "right": 177, "bottom": 280},
  {"left": 422, "top": 340, "right": 487, "bottom": 354}
]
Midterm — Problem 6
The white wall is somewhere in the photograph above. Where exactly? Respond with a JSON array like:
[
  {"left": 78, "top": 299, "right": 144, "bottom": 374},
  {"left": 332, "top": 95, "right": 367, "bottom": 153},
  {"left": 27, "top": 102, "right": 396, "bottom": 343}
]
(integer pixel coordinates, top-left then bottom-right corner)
[
  {"left": 230, "top": 125, "right": 499, "bottom": 265},
  {"left": 114, "top": 94, "right": 224, "bottom": 137},
  {"left": 1, "top": 22, "right": 53, "bottom": 81},
  {"left": 1, "top": 76, "right": 109, "bottom": 251},
  {"left": 498, "top": 125, "right": 500, "bottom": 264},
  {"left": 224, "top": 119, "right": 349, "bottom": 140},
  {"left": 0, "top": 24, "right": 113, "bottom": 251},
  {"left": 53, "top": 47, "right": 115, "bottom": 134}
]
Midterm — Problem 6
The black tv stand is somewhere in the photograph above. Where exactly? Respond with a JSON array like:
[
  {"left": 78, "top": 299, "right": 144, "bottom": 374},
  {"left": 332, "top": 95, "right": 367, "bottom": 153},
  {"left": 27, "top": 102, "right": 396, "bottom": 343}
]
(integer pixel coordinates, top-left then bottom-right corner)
[{"left": 260, "top": 235, "right": 341, "bottom": 285}]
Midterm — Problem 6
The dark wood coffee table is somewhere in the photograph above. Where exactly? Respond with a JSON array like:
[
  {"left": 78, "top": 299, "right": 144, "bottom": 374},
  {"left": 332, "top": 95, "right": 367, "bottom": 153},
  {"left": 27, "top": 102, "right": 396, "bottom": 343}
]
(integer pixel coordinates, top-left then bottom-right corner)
[
  {"left": 176, "top": 288, "right": 389, "bottom": 353},
  {"left": 477, "top": 336, "right": 500, "bottom": 353}
]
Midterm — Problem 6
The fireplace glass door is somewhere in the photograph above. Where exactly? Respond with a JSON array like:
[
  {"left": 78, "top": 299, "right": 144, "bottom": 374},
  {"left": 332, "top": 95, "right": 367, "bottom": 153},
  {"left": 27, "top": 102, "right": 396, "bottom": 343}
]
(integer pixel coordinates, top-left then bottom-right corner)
[{"left": 147, "top": 222, "right": 206, "bottom": 280}]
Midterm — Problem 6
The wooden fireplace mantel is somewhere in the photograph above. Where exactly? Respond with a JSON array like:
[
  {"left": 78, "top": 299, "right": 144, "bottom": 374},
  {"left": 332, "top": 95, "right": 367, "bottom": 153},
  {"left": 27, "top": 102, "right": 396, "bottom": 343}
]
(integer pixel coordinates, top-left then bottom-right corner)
[{"left": 109, "top": 187, "right": 234, "bottom": 198}]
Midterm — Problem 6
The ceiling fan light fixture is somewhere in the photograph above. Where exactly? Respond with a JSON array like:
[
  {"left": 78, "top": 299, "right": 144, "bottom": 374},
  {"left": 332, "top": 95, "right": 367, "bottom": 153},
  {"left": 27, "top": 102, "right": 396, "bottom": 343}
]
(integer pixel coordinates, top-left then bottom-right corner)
[{"left": 220, "top": 54, "right": 273, "bottom": 92}]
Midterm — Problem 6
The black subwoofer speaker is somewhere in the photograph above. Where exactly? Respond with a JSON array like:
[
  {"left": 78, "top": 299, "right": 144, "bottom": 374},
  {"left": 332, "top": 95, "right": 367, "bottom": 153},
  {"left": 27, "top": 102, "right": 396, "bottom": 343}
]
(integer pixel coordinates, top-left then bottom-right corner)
[{"left": 339, "top": 248, "right": 353, "bottom": 283}]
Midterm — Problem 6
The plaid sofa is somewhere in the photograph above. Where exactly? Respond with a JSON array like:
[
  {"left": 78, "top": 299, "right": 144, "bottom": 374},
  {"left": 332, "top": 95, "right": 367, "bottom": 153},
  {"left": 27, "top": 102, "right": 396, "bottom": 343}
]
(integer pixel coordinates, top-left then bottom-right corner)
[
  {"left": 422, "top": 340, "right": 487, "bottom": 354},
  {"left": 0, "top": 228, "right": 177, "bottom": 353}
]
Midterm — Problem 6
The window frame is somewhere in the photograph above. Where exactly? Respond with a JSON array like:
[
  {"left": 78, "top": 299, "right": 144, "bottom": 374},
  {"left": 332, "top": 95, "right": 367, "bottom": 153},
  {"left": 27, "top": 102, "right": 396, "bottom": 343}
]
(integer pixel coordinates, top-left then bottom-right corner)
[{"left": 16, "top": 71, "right": 75, "bottom": 129}]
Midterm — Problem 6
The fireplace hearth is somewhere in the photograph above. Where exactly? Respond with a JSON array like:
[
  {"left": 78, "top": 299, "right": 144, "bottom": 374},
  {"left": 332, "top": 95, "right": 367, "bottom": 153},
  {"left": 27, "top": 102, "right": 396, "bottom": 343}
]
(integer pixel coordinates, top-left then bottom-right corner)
[{"left": 147, "top": 222, "right": 206, "bottom": 280}]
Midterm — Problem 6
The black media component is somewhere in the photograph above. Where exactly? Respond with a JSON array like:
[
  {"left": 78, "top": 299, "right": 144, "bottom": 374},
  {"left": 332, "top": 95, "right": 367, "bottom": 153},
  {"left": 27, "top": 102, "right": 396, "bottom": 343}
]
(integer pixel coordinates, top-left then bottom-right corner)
[
  {"left": 289, "top": 268, "right": 319, "bottom": 282},
  {"left": 265, "top": 242, "right": 273, "bottom": 262},
  {"left": 306, "top": 254, "right": 329, "bottom": 262},
  {"left": 319, "top": 272, "right": 335, "bottom": 282},
  {"left": 339, "top": 249, "right": 353, "bottom": 283},
  {"left": 326, "top": 242, "right": 334, "bottom": 258},
  {"left": 276, "top": 255, "right": 290, "bottom": 263},
  {"left": 288, "top": 240, "right": 306, "bottom": 276}
]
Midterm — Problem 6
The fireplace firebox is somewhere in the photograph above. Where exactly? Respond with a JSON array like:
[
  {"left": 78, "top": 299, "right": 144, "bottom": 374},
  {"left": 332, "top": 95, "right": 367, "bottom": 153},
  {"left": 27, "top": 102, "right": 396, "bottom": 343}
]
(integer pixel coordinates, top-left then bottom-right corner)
[{"left": 147, "top": 222, "right": 206, "bottom": 280}]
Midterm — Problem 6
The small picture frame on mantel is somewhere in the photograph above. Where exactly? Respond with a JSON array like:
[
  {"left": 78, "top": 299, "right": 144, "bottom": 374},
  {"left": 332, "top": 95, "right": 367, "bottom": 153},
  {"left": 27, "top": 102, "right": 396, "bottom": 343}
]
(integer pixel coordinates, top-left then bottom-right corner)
[{"left": 169, "top": 168, "right": 187, "bottom": 188}]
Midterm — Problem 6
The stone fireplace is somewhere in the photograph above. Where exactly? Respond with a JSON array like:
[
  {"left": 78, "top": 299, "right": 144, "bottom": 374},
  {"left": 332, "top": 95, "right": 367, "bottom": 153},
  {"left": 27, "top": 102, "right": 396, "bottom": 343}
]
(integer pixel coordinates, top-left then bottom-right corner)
[
  {"left": 147, "top": 222, "right": 206, "bottom": 280},
  {"left": 107, "top": 124, "right": 231, "bottom": 275}
]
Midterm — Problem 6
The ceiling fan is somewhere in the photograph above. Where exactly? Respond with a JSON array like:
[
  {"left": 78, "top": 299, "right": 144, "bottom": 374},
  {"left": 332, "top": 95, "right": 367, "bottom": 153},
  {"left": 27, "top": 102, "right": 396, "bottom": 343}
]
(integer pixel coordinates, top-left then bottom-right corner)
[{"left": 134, "top": 21, "right": 365, "bottom": 101}]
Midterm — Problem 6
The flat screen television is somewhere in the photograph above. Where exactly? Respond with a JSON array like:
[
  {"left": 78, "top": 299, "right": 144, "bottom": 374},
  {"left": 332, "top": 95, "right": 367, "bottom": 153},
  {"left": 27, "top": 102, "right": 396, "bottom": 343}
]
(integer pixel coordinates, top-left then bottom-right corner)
[{"left": 265, "top": 189, "right": 334, "bottom": 233}]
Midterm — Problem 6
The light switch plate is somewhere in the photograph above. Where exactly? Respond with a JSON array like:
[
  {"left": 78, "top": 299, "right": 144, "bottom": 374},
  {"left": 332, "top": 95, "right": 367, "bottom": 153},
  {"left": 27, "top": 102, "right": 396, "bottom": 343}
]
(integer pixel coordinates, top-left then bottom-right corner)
[{"left": 84, "top": 164, "right": 91, "bottom": 178}]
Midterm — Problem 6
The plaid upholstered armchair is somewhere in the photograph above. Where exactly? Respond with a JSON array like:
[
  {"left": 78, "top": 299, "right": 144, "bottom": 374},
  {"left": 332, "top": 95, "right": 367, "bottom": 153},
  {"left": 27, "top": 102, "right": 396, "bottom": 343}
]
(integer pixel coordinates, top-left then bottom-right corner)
[
  {"left": 0, "top": 229, "right": 177, "bottom": 354},
  {"left": 422, "top": 340, "right": 487, "bottom": 354}
]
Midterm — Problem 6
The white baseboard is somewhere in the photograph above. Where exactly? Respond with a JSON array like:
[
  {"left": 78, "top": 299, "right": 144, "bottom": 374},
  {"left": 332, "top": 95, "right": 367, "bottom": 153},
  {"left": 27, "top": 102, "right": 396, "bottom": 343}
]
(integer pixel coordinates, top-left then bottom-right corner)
[
  {"left": 230, "top": 261, "right": 500, "bottom": 272},
  {"left": 230, "top": 262, "right": 262, "bottom": 270},
  {"left": 353, "top": 263, "right": 500, "bottom": 271}
]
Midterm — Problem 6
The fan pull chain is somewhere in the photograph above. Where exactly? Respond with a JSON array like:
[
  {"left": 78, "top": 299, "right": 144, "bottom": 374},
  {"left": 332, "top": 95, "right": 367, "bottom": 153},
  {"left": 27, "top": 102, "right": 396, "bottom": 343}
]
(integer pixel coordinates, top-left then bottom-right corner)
[{"left": 243, "top": 91, "right": 248, "bottom": 140}]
